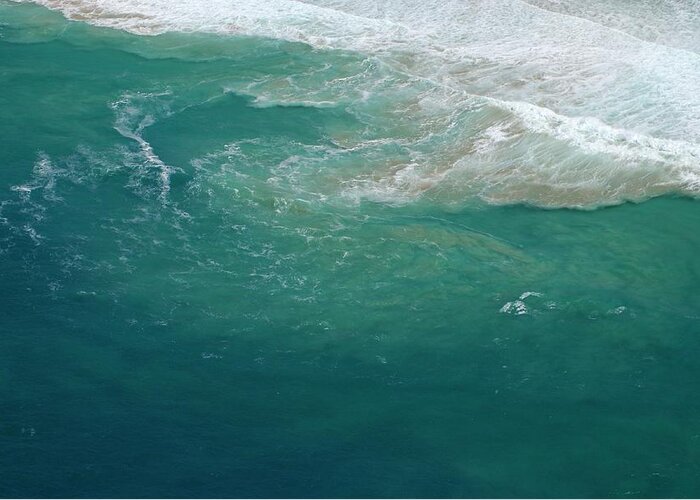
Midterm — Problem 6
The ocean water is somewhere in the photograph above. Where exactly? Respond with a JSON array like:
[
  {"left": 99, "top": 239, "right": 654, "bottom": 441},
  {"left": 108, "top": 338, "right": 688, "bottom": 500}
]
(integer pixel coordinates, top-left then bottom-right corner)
[{"left": 1, "top": 0, "right": 700, "bottom": 497}]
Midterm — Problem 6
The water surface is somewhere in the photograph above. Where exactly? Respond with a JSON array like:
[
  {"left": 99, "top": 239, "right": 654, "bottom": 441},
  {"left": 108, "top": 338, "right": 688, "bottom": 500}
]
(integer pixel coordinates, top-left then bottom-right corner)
[{"left": 1, "top": 1, "right": 700, "bottom": 497}]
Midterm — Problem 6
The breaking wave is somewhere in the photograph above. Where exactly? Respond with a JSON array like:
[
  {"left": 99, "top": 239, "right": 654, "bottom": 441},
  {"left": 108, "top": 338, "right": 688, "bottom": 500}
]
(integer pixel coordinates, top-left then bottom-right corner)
[{"left": 11, "top": 0, "right": 700, "bottom": 208}]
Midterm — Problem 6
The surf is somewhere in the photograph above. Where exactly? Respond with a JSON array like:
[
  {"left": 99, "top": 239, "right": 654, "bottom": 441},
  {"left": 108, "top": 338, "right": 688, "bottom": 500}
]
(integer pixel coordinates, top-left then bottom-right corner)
[{"left": 9, "top": 0, "right": 700, "bottom": 208}]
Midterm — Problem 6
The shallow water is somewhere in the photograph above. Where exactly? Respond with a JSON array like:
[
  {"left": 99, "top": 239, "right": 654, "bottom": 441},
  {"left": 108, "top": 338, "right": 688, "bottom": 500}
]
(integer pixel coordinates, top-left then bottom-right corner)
[{"left": 1, "top": 1, "right": 700, "bottom": 497}]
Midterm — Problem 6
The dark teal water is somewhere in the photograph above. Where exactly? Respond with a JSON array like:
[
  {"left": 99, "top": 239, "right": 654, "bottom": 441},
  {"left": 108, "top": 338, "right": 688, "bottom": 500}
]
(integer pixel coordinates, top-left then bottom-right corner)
[{"left": 1, "top": 2, "right": 700, "bottom": 498}]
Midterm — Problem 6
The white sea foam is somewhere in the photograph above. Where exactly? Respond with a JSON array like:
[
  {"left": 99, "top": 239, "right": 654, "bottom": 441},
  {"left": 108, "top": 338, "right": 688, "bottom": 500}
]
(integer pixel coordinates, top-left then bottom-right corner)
[
  {"left": 522, "top": 0, "right": 700, "bottom": 54},
  {"left": 15, "top": 0, "right": 700, "bottom": 208},
  {"left": 500, "top": 291, "right": 544, "bottom": 315},
  {"left": 111, "top": 91, "right": 178, "bottom": 203},
  {"left": 16, "top": 0, "right": 700, "bottom": 136}
]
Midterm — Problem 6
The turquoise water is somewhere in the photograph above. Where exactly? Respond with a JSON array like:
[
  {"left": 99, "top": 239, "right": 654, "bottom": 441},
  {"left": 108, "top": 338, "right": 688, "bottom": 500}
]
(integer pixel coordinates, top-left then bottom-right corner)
[{"left": 2, "top": 1, "right": 700, "bottom": 497}]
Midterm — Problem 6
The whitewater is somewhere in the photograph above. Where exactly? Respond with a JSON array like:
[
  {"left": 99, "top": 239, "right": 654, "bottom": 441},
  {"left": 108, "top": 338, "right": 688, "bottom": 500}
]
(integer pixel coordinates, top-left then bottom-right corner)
[{"left": 10, "top": 0, "right": 700, "bottom": 207}]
